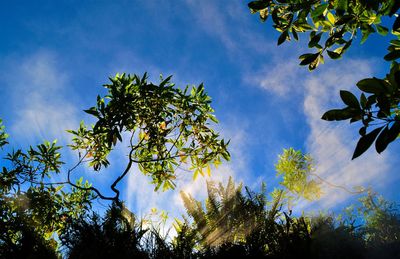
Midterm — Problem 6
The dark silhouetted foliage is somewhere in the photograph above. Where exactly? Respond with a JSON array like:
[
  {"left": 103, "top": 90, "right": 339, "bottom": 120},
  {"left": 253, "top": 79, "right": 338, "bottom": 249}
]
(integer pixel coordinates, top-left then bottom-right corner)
[{"left": 61, "top": 202, "right": 148, "bottom": 259}]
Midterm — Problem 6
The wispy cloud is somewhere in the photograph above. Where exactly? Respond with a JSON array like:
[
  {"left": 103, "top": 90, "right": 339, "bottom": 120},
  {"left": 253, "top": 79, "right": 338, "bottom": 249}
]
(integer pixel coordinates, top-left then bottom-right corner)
[
  {"left": 183, "top": 0, "right": 239, "bottom": 52},
  {"left": 303, "top": 59, "right": 392, "bottom": 210},
  {"left": 183, "top": 0, "right": 274, "bottom": 61},
  {"left": 2, "top": 51, "right": 80, "bottom": 145},
  {"left": 251, "top": 55, "right": 394, "bottom": 210},
  {"left": 247, "top": 57, "right": 306, "bottom": 97}
]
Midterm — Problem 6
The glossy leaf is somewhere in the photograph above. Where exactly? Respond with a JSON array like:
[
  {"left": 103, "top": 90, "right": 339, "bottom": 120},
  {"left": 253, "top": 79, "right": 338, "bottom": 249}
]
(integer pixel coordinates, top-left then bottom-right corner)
[
  {"left": 248, "top": 1, "right": 269, "bottom": 11},
  {"left": 340, "top": 90, "right": 360, "bottom": 109},
  {"left": 277, "top": 30, "right": 289, "bottom": 45},
  {"left": 357, "top": 78, "right": 385, "bottom": 94},
  {"left": 384, "top": 50, "right": 400, "bottom": 61},
  {"left": 334, "top": 0, "right": 348, "bottom": 12},
  {"left": 321, "top": 107, "right": 359, "bottom": 121},
  {"left": 393, "top": 16, "right": 400, "bottom": 32},
  {"left": 327, "top": 50, "right": 341, "bottom": 59},
  {"left": 375, "top": 126, "right": 390, "bottom": 153},
  {"left": 376, "top": 25, "right": 389, "bottom": 36},
  {"left": 352, "top": 127, "right": 383, "bottom": 159},
  {"left": 299, "top": 53, "right": 319, "bottom": 66}
]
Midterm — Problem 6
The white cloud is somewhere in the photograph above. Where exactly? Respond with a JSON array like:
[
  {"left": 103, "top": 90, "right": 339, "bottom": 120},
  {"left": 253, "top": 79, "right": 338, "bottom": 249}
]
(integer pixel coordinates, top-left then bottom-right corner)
[
  {"left": 302, "top": 59, "right": 392, "bottom": 210},
  {"left": 251, "top": 56, "right": 394, "bottom": 211},
  {"left": 0, "top": 50, "right": 91, "bottom": 185},
  {"left": 249, "top": 59, "right": 306, "bottom": 97},
  {"left": 4, "top": 51, "right": 80, "bottom": 144}
]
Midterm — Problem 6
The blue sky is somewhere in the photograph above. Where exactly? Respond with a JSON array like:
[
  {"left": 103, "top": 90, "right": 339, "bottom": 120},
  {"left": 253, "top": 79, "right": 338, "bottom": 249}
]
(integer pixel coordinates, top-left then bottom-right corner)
[{"left": 1, "top": 0, "right": 399, "bottom": 222}]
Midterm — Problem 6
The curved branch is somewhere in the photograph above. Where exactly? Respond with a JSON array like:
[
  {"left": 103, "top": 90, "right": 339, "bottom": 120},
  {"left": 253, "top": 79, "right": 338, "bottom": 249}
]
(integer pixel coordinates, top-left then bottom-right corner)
[{"left": 309, "top": 172, "right": 366, "bottom": 195}]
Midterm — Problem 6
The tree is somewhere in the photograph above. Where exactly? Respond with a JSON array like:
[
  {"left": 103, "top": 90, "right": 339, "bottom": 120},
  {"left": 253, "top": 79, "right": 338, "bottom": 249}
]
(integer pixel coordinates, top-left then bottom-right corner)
[
  {"left": 0, "top": 121, "right": 92, "bottom": 257},
  {"left": 67, "top": 73, "right": 230, "bottom": 200},
  {"left": 248, "top": 0, "right": 400, "bottom": 159},
  {"left": 275, "top": 148, "right": 322, "bottom": 202},
  {"left": 276, "top": 148, "right": 366, "bottom": 200},
  {"left": 0, "top": 72, "right": 230, "bottom": 255}
]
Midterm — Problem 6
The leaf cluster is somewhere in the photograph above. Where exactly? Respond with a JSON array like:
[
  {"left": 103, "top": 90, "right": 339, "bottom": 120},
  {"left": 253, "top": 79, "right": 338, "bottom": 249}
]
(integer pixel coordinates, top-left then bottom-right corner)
[
  {"left": 322, "top": 62, "right": 400, "bottom": 158},
  {"left": 68, "top": 73, "right": 230, "bottom": 193},
  {"left": 249, "top": 0, "right": 399, "bottom": 70},
  {"left": 275, "top": 148, "right": 322, "bottom": 201},
  {"left": 0, "top": 125, "right": 94, "bottom": 257}
]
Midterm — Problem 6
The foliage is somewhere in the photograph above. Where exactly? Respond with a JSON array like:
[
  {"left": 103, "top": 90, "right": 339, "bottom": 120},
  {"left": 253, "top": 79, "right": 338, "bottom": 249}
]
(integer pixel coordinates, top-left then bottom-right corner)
[
  {"left": 177, "top": 176, "right": 400, "bottom": 258},
  {"left": 61, "top": 202, "right": 149, "bottom": 259},
  {"left": 308, "top": 214, "right": 365, "bottom": 259},
  {"left": 248, "top": 0, "right": 399, "bottom": 70},
  {"left": 0, "top": 124, "right": 93, "bottom": 257},
  {"left": 322, "top": 64, "right": 400, "bottom": 158},
  {"left": 0, "top": 119, "right": 8, "bottom": 148},
  {"left": 248, "top": 0, "right": 400, "bottom": 158},
  {"left": 178, "top": 176, "right": 314, "bottom": 257},
  {"left": 67, "top": 73, "right": 230, "bottom": 199},
  {"left": 0, "top": 72, "right": 230, "bottom": 255},
  {"left": 180, "top": 177, "right": 250, "bottom": 247},
  {"left": 2, "top": 169, "right": 399, "bottom": 258},
  {"left": 356, "top": 192, "right": 400, "bottom": 250},
  {"left": 276, "top": 148, "right": 322, "bottom": 201}
]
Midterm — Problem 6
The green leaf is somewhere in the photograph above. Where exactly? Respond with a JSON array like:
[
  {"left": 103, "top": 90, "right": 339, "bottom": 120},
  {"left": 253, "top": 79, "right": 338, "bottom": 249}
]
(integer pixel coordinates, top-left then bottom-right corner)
[
  {"left": 55, "top": 185, "right": 64, "bottom": 193},
  {"left": 340, "top": 90, "right": 359, "bottom": 108},
  {"left": 359, "top": 126, "right": 366, "bottom": 136},
  {"left": 335, "top": 14, "right": 353, "bottom": 26},
  {"left": 384, "top": 50, "right": 400, "bottom": 61},
  {"left": 312, "top": 4, "right": 328, "bottom": 20},
  {"left": 376, "top": 96, "right": 391, "bottom": 116},
  {"left": 334, "top": 0, "right": 348, "bottom": 12},
  {"left": 327, "top": 12, "right": 335, "bottom": 25},
  {"left": 356, "top": 78, "right": 385, "bottom": 94},
  {"left": 375, "top": 125, "right": 390, "bottom": 153},
  {"left": 361, "top": 25, "right": 375, "bottom": 44},
  {"left": 277, "top": 30, "right": 289, "bottom": 45},
  {"left": 292, "top": 28, "right": 298, "bottom": 41},
  {"left": 390, "top": 40, "right": 400, "bottom": 47},
  {"left": 84, "top": 108, "right": 99, "bottom": 117},
  {"left": 327, "top": 50, "right": 341, "bottom": 59},
  {"left": 393, "top": 16, "right": 400, "bottom": 32},
  {"left": 387, "top": 120, "right": 400, "bottom": 142},
  {"left": 360, "top": 93, "right": 367, "bottom": 109},
  {"left": 321, "top": 107, "right": 359, "bottom": 121},
  {"left": 308, "top": 32, "right": 322, "bottom": 48},
  {"left": 193, "top": 169, "right": 199, "bottom": 181},
  {"left": 248, "top": 1, "right": 269, "bottom": 11},
  {"left": 299, "top": 53, "right": 319, "bottom": 66},
  {"left": 352, "top": 127, "right": 383, "bottom": 159},
  {"left": 374, "top": 121, "right": 400, "bottom": 154},
  {"left": 309, "top": 54, "right": 322, "bottom": 70},
  {"left": 259, "top": 8, "right": 269, "bottom": 21},
  {"left": 376, "top": 25, "right": 389, "bottom": 36}
]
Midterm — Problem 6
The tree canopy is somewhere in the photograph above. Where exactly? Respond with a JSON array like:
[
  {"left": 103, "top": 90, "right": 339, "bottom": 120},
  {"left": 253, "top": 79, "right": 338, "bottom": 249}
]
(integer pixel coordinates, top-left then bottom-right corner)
[{"left": 68, "top": 73, "right": 230, "bottom": 198}]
